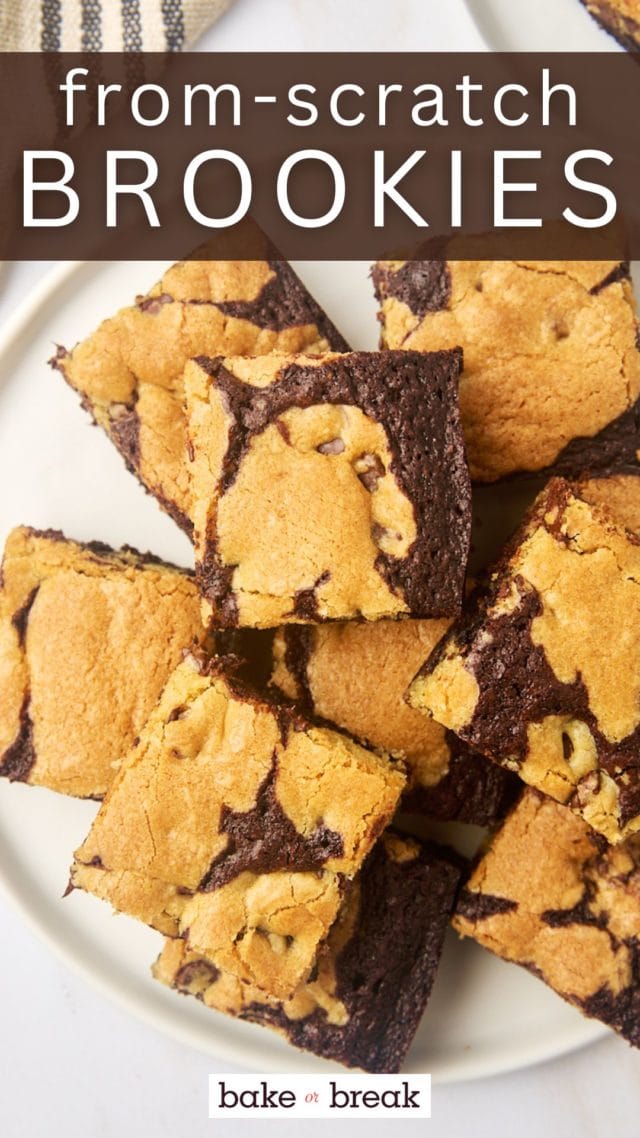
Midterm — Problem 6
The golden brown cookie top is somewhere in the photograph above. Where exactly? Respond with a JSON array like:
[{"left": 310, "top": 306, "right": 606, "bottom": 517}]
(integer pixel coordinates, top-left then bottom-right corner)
[
  {"left": 373, "top": 259, "right": 640, "bottom": 482},
  {"left": 0, "top": 526, "right": 204, "bottom": 798},
  {"left": 454, "top": 789, "right": 640, "bottom": 1045},
  {"left": 185, "top": 349, "right": 471, "bottom": 629},
  {"left": 578, "top": 473, "right": 640, "bottom": 538},
  {"left": 73, "top": 654, "right": 405, "bottom": 998},
  {"left": 410, "top": 479, "right": 640, "bottom": 843}
]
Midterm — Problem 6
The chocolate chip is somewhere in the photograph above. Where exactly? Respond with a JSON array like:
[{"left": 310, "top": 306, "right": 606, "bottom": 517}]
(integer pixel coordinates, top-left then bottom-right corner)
[
  {"left": 175, "top": 960, "right": 219, "bottom": 991},
  {"left": 354, "top": 452, "right": 385, "bottom": 492},
  {"left": 317, "top": 438, "right": 345, "bottom": 455},
  {"left": 136, "top": 292, "right": 173, "bottom": 314},
  {"left": 372, "top": 524, "right": 394, "bottom": 547},
  {"left": 167, "top": 706, "right": 187, "bottom": 722},
  {"left": 575, "top": 770, "right": 601, "bottom": 806},
  {"left": 562, "top": 732, "right": 574, "bottom": 760}
]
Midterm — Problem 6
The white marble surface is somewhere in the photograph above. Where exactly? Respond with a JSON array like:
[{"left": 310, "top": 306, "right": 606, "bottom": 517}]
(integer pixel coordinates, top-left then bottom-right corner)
[{"left": 2, "top": 3, "right": 640, "bottom": 1134}]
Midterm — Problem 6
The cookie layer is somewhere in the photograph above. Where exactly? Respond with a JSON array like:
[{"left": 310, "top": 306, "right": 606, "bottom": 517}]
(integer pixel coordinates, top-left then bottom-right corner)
[
  {"left": 578, "top": 472, "right": 640, "bottom": 539},
  {"left": 185, "top": 349, "right": 471, "bottom": 628},
  {"left": 373, "top": 259, "right": 640, "bottom": 482},
  {"left": 72, "top": 654, "right": 405, "bottom": 999},
  {"left": 54, "top": 235, "right": 349, "bottom": 534},
  {"left": 0, "top": 527, "right": 204, "bottom": 798},
  {"left": 153, "top": 830, "right": 462, "bottom": 1073},
  {"left": 272, "top": 620, "right": 517, "bottom": 825},
  {"left": 454, "top": 789, "right": 640, "bottom": 1048},
  {"left": 409, "top": 479, "right": 640, "bottom": 843}
]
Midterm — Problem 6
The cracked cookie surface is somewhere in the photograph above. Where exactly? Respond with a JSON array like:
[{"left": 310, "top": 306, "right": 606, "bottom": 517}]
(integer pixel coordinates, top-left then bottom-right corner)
[
  {"left": 0, "top": 527, "right": 205, "bottom": 798},
  {"left": 578, "top": 472, "right": 640, "bottom": 539},
  {"left": 53, "top": 232, "right": 349, "bottom": 535},
  {"left": 409, "top": 479, "right": 640, "bottom": 843},
  {"left": 72, "top": 654, "right": 405, "bottom": 1000},
  {"left": 272, "top": 620, "right": 518, "bottom": 824},
  {"left": 185, "top": 349, "right": 471, "bottom": 629},
  {"left": 454, "top": 789, "right": 640, "bottom": 1048},
  {"left": 373, "top": 259, "right": 640, "bottom": 482},
  {"left": 153, "top": 830, "right": 462, "bottom": 1073}
]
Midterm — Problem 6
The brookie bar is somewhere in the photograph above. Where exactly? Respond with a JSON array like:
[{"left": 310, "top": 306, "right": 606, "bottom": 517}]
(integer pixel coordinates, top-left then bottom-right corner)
[
  {"left": 373, "top": 258, "right": 640, "bottom": 483},
  {"left": 153, "top": 830, "right": 463, "bottom": 1073},
  {"left": 409, "top": 479, "right": 640, "bottom": 843},
  {"left": 455, "top": 789, "right": 640, "bottom": 1049},
  {"left": 185, "top": 349, "right": 471, "bottom": 628},
  {"left": 0, "top": 527, "right": 205, "bottom": 799},
  {"left": 71, "top": 653, "right": 405, "bottom": 999}
]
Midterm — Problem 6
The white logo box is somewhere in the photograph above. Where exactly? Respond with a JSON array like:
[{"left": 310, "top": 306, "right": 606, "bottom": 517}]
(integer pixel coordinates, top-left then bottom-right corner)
[{"left": 209, "top": 1073, "right": 431, "bottom": 1119}]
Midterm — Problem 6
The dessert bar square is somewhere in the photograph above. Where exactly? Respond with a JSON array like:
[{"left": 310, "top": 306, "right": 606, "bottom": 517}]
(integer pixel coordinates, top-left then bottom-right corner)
[
  {"left": 185, "top": 349, "right": 471, "bottom": 629},
  {"left": 53, "top": 231, "right": 349, "bottom": 535},
  {"left": 580, "top": 0, "right": 640, "bottom": 51},
  {"left": 153, "top": 830, "right": 462, "bottom": 1073},
  {"left": 0, "top": 527, "right": 204, "bottom": 798},
  {"left": 454, "top": 788, "right": 640, "bottom": 1049},
  {"left": 72, "top": 653, "right": 405, "bottom": 1000},
  {"left": 409, "top": 479, "right": 640, "bottom": 843},
  {"left": 373, "top": 258, "right": 640, "bottom": 483},
  {"left": 272, "top": 620, "right": 518, "bottom": 825}
]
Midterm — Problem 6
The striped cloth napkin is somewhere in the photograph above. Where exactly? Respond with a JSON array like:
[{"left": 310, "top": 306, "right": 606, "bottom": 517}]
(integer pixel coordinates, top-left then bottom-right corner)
[{"left": 1, "top": 0, "right": 234, "bottom": 51}]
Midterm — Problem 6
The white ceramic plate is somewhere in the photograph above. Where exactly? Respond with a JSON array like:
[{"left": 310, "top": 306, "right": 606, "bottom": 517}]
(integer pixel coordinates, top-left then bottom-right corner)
[
  {"left": 0, "top": 260, "right": 606, "bottom": 1083},
  {"left": 465, "top": 0, "right": 624, "bottom": 51}
]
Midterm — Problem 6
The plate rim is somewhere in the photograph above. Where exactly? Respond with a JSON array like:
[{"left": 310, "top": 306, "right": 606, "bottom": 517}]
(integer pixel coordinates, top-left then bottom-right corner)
[
  {"left": 462, "top": 0, "right": 623, "bottom": 52},
  {"left": 0, "top": 259, "right": 608, "bottom": 1084}
]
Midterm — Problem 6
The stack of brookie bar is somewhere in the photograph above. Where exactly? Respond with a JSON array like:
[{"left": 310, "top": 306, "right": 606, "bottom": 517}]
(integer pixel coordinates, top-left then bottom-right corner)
[{"left": 2, "top": 225, "right": 640, "bottom": 1070}]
